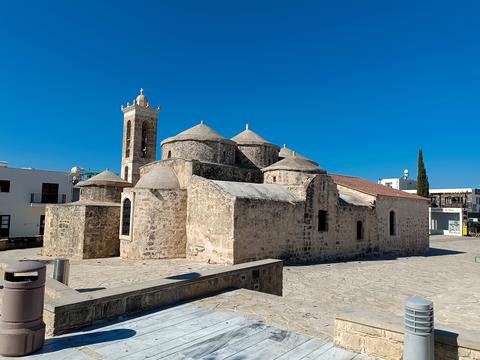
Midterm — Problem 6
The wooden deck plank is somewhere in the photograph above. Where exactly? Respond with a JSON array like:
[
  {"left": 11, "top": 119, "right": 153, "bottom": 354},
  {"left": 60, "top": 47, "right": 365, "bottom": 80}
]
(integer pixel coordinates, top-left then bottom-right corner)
[
  {"left": 196, "top": 326, "right": 277, "bottom": 359},
  {"left": 157, "top": 322, "right": 266, "bottom": 359},
  {"left": 96, "top": 310, "right": 242, "bottom": 359},
  {"left": 87, "top": 302, "right": 204, "bottom": 333},
  {"left": 213, "top": 328, "right": 313, "bottom": 360},
  {"left": 305, "top": 345, "right": 357, "bottom": 360},
  {"left": 222, "top": 338, "right": 295, "bottom": 360},
  {"left": 274, "top": 338, "right": 329, "bottom": 360},
  {"left": 157, "top": 323, "right": 268, "bottom": 360},
  {"left": 7, "top": 303, "right": 374, "bottom": 360},
  {"left": 40, "top": 307, "right": 215, "bottom": 355},
  {"left": 126, "top": 316, "right": 251, "bottom": 359},
  {"left": 296, "top": 341, "right": 334, "bottom": 359}
]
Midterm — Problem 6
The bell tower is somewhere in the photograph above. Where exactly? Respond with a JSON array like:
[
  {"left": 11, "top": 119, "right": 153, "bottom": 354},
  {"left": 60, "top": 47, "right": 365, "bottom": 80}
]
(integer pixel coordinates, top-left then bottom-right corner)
[{"left": 121, "top": 89, "right": 160, "bottom": 185}]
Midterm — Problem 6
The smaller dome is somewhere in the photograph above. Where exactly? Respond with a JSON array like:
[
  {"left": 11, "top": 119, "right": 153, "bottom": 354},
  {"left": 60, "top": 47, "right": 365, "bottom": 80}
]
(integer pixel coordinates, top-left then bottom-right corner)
[
  {"left": 135, "top": 167, "right": 180, "bottom": 190},
  {"left": 76, "top": 170, "right": 130, "bottom": 187},
  {"left": 262, "top": 155, "right": 326, "bottom": 174},
  {"left": 231, "top": 124, "right": 278, "bottom": 148},
  {"left": 161, "top": 121, "right": 235, "bottom": 145},
  {"left": 135, "top": 88, "right": 149, "bottom": 107},
  {"left": 279, "top": 144, "right": 308, "bottom": 159}
]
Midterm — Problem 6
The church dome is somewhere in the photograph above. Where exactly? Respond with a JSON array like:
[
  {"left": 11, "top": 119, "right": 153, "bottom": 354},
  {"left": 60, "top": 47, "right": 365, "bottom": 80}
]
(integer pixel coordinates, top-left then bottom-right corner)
[
  {"left": 135, "top": 167, "right": 180, "bottom": 190},
  {"left": 135, "top": 88, "right": 149, "bottom": 107},
  {"left": 76, "top": 170, "right": 130, "bottom": 187},
  {"left": 161, "top": 121, "right": 234, "bottom": 145},
  {"left": 231, "top": 124, "right": 276, "bottom": 146},
  {"left": 262, "top": 155, "right": 326, "bottom": 174},
  {"left": 279, "top": 144, "right": 308, "bottom": 160}
]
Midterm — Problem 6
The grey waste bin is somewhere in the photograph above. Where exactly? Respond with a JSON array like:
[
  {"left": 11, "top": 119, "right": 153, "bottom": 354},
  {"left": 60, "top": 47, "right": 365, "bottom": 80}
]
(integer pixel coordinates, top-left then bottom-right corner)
[
  {"left": 404, "top": 296, "right": 434, "bottom": 360},
  {"left": 0, "top": 260, "right": 46, "bottom": 357},
  {"left": 53, "top": 258, "right": 70, "bottom": 286}
]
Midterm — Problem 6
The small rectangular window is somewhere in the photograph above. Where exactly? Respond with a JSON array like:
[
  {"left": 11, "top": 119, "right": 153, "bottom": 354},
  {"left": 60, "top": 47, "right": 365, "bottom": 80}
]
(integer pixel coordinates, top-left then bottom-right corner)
[
  {"left": 0, "top": 180, "right": 10, "bottom": 192},
  {"left": 356, "top": 221, "right": 363, "bottom": 240},
  {"left": 318, "top": 210, "right": 328, "bottom": 232}
]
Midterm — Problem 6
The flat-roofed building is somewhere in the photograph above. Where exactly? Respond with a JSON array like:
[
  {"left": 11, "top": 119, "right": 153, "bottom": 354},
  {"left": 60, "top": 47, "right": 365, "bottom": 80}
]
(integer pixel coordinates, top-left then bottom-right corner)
[{"left": 0, "top": 162, "right": 73, "bottom": 239}]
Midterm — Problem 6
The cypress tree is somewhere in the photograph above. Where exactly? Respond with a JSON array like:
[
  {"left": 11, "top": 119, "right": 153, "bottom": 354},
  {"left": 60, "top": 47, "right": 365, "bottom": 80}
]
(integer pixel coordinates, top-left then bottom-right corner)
[{"left": 417, "top": 149, "right": 429, "bottom": 198}]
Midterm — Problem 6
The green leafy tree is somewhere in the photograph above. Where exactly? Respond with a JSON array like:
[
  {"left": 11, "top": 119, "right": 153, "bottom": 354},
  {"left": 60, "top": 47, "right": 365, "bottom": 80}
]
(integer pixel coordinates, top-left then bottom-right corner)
[{"left": 417, "top": 149, "right": 429, "bottom": 198}]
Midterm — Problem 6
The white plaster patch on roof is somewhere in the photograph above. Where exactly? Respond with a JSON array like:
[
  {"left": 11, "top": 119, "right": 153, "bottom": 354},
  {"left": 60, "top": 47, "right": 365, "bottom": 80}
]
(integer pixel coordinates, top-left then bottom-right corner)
[
  {"left": 339, "top": 193, "right": 372, "bottom": 207},
  {"left": 135, "top": 167, "right": 180, "bottom": 190},
  {"left": 211, "top": 180, "right": 298, "bottom": 202}
]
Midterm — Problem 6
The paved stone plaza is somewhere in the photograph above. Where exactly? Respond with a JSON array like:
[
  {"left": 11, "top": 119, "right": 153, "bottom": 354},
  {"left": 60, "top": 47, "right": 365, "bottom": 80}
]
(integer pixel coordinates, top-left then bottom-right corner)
[{"left": 0, "top": 235, "right": 478, "bottom": 342}]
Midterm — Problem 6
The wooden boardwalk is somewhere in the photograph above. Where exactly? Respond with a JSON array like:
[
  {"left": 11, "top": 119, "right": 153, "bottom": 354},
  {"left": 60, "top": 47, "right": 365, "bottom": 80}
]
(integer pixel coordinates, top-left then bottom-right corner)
[{"left": 7, "top": 303, "right": 377, "bottom": 359}]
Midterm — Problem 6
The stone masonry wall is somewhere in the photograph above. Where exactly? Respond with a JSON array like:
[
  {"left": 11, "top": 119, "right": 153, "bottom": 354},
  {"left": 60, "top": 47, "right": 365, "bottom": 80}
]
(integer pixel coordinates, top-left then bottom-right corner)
[
  {"left": 140, "top": 158, "right": 263, "bottom": 189},
  {"left": 43, "top": 204, "right": 86, "bottom": 258},
  {"left": 161, "top": 140, "right": 236, "bottom": 166},
  {"left": 186, "top": 176, "right": 235, "bottom": 264},
  {"left": 334, "top": 318, "right": 480, "bottom": 360},
  {"left": 121, "top": 189, "right": 187, "bottom": 259},
  {"left": 232, "top": 197, "right": 303, "bottom": 264},
  {"left": 236, "top": 144, "right": 279, "bottom": 169},
  {"left": 375, "top": 196, "right": 429, "bottom": 255},
  {"left": 80, "top": 185, "right": 124, "bottom": 203},
  {"left": 83, "top": 204, "right": 121, "bottom": 259}
]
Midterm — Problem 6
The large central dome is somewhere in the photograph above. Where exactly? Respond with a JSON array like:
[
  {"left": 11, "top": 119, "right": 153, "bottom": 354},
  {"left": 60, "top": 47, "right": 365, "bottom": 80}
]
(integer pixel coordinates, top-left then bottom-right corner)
[{"left": 160, "top": 121, "right": 237, "bottom": 165}]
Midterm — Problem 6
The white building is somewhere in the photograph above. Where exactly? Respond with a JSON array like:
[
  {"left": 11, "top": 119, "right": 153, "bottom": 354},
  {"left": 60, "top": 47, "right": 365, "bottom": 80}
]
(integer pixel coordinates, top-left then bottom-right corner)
[
  {"left": 378, "top": 169, "right": 417, "bottom": 190},
  {"left": 403, "top": 188, "right": 480, "bottom": 236},
  {"left": 0, "top": 162, "right": 73, "bottom": 239}
]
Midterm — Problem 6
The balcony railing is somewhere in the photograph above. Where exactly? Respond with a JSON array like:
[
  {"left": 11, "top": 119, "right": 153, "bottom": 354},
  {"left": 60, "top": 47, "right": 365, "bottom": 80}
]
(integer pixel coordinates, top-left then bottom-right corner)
[{"left": 30, "top": 193, "right": 67, "bottom": 204}]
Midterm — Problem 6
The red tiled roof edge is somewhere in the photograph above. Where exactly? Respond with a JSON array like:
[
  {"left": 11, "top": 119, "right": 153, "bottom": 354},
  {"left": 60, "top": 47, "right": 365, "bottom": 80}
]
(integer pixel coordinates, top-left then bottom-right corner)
[{"left": 329, "top": 174, "right": 428, "bottom": 201}]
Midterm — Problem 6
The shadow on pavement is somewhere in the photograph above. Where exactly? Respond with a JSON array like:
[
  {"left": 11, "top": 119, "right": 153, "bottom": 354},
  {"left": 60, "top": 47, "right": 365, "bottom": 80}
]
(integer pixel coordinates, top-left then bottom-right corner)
[
  {"left": 165, "top": 272, "right": 201, "bottom": 280},
  {"left": 35, "top": 328, "right": 136, "bottom": 354}
]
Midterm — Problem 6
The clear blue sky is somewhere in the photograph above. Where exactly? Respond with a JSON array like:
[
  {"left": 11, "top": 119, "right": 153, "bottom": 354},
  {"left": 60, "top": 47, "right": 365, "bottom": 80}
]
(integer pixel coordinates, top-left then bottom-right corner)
[{"left": 1, "top": 1, "right": 478, "bottom": 187}]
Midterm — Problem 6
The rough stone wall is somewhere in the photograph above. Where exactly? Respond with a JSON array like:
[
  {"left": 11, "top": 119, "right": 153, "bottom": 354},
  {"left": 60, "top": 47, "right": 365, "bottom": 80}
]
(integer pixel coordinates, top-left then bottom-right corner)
[
  {"left": 191, "top": 161, "right": 263, "bottom": 183},
  {"left": 375, "top": 196, "right": 429, "bottom": 255},
  {"left": 186, "top": 176, "right": 235, "bottom": 264},
  {"left": 43, "top": 204, "right": 86, "bottom": 258},
  {"left": 264, "top": 169, "right": 314, "bottom": 188},
  {"left": 236, "top": 144, "right": 279, "bottom": 169},
  {"left": 161, "top": 140, "right": 236, "bottom": 166},
  {"left": 334, "top": 318, "right": 480, "bottom": 360},
  {"left": 120, "top": 189, "right": 187, "bottom": 259},
  {"left": 83, "top": 204, "right": 121, "bottom": 259},
  {"left": 232, "top": 197, "right": 303, "bottom": 264},
  {"left": 334, "top": 205, "right": 378, "bottom": 259},
  {"left": 42, "top": 203, "right": 120, "bottom": 259},
  {"left": 80, "top": 185, "right": 124, "bottom": 202},
  {"left": 140, "top": 158, "right": 263, "bottom": 188}
]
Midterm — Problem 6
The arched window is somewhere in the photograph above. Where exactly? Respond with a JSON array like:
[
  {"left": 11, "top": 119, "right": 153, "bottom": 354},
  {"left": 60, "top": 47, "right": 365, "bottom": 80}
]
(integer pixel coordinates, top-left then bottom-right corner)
[
  {"left": 124, "top": 166, "right": 129, "bottom": 182},
  {"left": 356, "top": 221, "right": 363, "bottom": 240},
  {"left": 141, "top": 122, "right": 148, "bottom": 158},
  {"left": 167, "top": 150, "right": 172, "bottom": 159},
  {"left": 125, "top": 121, "right": 131, "bottom": 158},
  {"left": 389, "top": 210, "right": 396, "bottom": 236},
  {"left": 122, "top": 199, "right": 131, "bottom": 236}
]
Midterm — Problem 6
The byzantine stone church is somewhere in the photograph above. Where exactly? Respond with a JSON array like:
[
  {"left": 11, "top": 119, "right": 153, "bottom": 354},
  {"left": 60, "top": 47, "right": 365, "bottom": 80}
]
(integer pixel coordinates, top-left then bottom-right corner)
[{"left": 43, "top": 90, "right": 429, "bottom": 264}]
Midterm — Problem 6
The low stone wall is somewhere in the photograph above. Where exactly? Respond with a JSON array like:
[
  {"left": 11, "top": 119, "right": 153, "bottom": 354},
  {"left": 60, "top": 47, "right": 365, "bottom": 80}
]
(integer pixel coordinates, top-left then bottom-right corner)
[
  {"left": 334, "top": 316, "right": 480, "bottom": 360},
  {"left": 0, "top": 237, "right": 42, "bottom": 251},
  {"left": 44, "top": 259, "right": 282, "bottom": 336}
]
